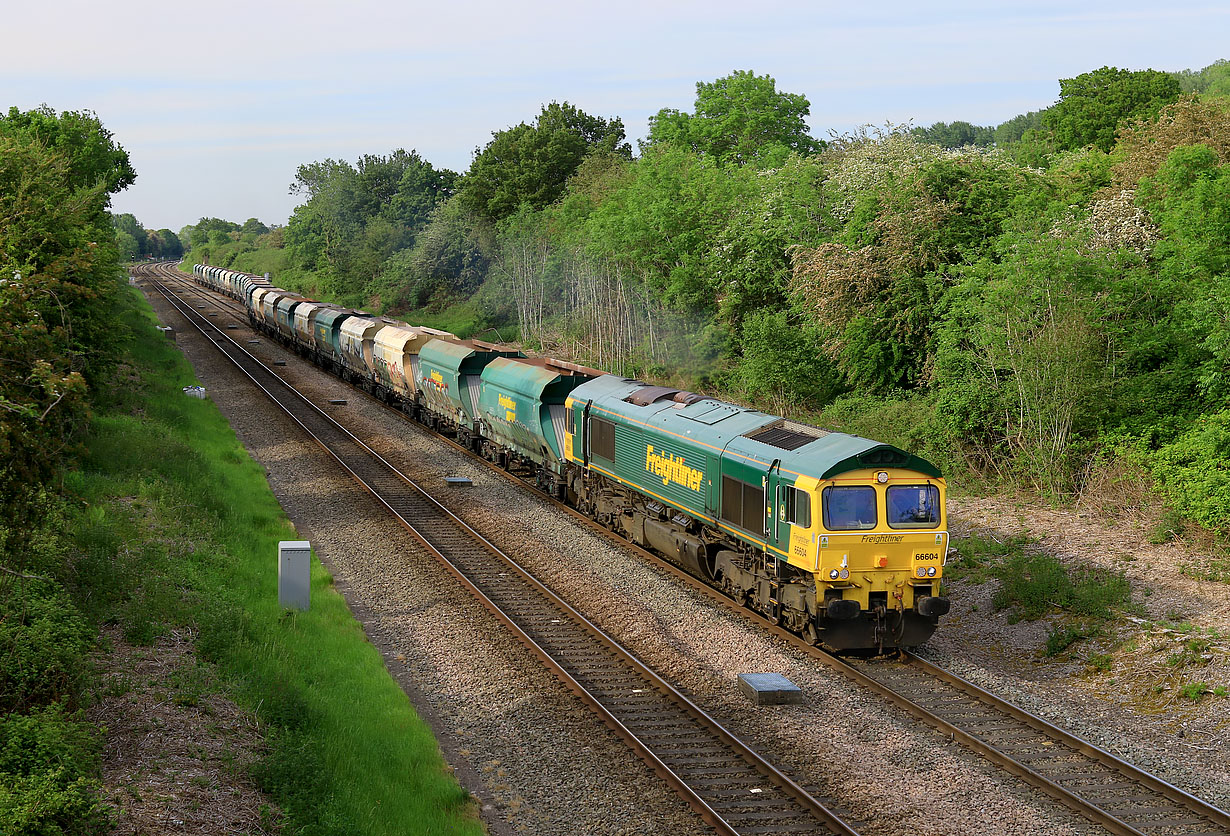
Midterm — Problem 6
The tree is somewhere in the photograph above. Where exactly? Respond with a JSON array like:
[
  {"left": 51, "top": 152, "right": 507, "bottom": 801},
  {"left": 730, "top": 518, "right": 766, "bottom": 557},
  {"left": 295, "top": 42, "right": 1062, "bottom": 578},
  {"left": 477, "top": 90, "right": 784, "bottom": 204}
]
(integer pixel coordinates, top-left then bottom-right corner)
[
  {"left": 1173, "top": 59, "right": 1230, "bottom": 95},
  {"left": 151, "top": 229, "right": 184, "bottom": 258},
  {"left": 460, "top": 102, "right": 630, "bottom": 222},
  {"left": 286, "top": 150, "right": 458, "bottom": 295},
  {"left": 0, "top": 117, "right": 130, "bottom": 534},
  {"left": 111, "top": 213, "right": 148, "bottom": 258},
  {"left": 1044, "top": 66, "right": 1181, "bottom": 153},
  {"left": 241, "top": 217, "right": 269, "bottom": 236},
  {"left": 1, "top": 106, "right": 135, "bottom": 211},
  {"left": 645, "top": 71, "right": 822, "bottom": 165},
  {"left": 994, "top": 109, "right": 1047, "bottom": 145},
  {"left": 583, "top": 145, "right": 751, "bottom": 311},
  {"left": 912, "top": 120, "right": 994, "bottom": 148}
]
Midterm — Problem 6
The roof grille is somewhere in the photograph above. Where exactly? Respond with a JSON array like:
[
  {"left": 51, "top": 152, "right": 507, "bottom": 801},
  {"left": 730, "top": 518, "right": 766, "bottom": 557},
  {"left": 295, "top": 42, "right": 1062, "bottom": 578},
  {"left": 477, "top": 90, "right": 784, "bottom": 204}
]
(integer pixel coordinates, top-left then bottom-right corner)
[{"left": 745, "top": 420, "right": 828, "bottom": 451}]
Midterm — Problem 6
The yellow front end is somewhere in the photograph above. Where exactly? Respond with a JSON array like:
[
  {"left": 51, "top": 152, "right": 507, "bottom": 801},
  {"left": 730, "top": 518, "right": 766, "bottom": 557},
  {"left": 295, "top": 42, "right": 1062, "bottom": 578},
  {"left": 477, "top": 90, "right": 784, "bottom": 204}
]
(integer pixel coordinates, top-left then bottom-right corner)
[{"left": 812, "top": 468, "right": 947, "bottom": 616}]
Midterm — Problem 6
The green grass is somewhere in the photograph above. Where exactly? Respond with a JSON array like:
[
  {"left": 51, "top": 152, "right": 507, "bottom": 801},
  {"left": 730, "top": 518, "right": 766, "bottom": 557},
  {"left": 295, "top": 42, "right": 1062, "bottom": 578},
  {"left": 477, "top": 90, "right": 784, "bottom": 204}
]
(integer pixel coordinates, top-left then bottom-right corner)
[
  {"left": 68, "top": 284, "right": 482, "bottom": 836},
  {"left": 944, "top": 532, "right": 1030, "bottom": 585}
]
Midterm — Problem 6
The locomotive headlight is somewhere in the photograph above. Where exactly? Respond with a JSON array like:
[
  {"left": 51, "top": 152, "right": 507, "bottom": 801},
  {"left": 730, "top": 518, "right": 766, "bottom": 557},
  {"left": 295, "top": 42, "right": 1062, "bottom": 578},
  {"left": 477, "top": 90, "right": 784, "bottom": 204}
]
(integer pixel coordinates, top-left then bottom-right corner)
[
  {"left": 876, "top": 471, "right": 889, "bottom": 484},
  {"left": 927, "top": 566, "right": 937, "bottom": 577},
  {"left": 829, "top": 569, "right": 840, "bottom": 580},
  {"left": 839, "top": 568, "right": 849, "bottom": 580},
  {"left": 916, "top": 567, "right": 927, "bottom": 578}
]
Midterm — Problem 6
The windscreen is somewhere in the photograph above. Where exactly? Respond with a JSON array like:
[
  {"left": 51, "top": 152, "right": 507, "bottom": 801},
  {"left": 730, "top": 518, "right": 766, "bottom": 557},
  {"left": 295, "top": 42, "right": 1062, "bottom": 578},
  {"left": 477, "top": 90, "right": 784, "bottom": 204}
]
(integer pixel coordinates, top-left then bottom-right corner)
[
  {"left": 822, "top": 486, "right": 877, "bottom": 530},
  {"left": 887, "top": 485, "right": 941, "bottom": 528}
]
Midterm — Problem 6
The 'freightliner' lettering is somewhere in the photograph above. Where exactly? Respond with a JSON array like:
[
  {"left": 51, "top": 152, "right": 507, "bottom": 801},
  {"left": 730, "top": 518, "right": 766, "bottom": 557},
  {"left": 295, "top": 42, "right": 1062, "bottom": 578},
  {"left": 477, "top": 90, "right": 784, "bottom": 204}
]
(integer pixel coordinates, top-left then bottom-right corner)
[
  {"left": 861, "top": 534, "right": 905, "bottom": 543},
  {"left": 645, "top": 444, "right": 704, "bottom": 492}
]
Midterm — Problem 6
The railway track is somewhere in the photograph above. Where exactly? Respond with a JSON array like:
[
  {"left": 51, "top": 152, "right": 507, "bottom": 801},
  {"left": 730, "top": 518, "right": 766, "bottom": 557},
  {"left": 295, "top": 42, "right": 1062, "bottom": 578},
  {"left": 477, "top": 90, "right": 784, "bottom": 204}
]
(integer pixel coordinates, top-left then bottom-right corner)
[
  {"left": 137, "top": 264, "right": 862, "bottom": 836},
  {"left": 836, "top": 652, "right": 1230, "bottom": 836},
  {"left": 143, "top": 263, "right": 1230, "bottom": 836}
]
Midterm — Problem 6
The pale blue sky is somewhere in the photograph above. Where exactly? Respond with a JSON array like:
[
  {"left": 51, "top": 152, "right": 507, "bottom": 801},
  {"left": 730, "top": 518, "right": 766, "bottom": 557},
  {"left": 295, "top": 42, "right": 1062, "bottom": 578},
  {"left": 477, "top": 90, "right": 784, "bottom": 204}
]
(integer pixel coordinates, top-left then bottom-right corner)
[{"left": 5, "top": 1, "right": 1226, "bottom": 231}]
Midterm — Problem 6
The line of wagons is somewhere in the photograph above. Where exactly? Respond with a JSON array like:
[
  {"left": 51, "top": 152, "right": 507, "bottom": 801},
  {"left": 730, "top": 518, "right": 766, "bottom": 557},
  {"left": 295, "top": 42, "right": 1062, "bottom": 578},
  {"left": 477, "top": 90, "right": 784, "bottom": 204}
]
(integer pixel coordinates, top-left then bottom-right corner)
[{"left": 192, "top": 263, "right": 951, "bottom": 652}]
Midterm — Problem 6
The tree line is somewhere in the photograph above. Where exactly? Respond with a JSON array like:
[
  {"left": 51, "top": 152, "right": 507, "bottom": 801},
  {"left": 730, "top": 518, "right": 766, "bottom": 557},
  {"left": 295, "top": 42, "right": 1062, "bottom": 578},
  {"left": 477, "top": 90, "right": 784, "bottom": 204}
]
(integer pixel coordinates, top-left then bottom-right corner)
[{"left": 187, "top": 61, "right": 1230, "bottom": 536}]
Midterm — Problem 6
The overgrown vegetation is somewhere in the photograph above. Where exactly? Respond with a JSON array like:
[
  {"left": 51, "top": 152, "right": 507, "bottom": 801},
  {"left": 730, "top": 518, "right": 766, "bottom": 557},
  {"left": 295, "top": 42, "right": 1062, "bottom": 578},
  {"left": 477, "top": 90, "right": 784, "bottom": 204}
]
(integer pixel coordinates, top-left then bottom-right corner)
[
  {"left": 2, "top": 103, "right": 482, "bottom": 834},
  {"left": 947, "top": 531, "right": 1138, "bottom": 655},
  {"left": 179, "top": 61, "right": 1230, "bottom": 544}
]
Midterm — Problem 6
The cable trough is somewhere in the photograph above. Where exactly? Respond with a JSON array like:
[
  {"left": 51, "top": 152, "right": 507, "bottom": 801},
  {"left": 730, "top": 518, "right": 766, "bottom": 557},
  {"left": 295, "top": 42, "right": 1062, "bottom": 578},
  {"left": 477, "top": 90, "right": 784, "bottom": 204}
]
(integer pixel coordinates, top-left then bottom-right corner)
[{"left": 141, "top": 265, "right": 861, "bottom": 836}]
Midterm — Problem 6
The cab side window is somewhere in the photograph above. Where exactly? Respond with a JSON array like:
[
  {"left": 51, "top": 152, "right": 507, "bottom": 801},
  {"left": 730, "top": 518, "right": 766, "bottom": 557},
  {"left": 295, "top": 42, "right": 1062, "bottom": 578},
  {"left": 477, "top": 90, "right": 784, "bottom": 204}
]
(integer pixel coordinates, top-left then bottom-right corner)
[{"left": 782, "top": 486, "right": 811, "bottom": 527}]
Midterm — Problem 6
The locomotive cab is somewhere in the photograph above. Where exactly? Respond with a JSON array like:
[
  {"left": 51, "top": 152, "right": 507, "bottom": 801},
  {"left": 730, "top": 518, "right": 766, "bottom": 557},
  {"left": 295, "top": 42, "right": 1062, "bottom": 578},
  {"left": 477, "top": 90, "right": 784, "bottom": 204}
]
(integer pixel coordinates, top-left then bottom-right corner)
[{"left": 813, "top": 468, "right": 950, "bottom": 650}]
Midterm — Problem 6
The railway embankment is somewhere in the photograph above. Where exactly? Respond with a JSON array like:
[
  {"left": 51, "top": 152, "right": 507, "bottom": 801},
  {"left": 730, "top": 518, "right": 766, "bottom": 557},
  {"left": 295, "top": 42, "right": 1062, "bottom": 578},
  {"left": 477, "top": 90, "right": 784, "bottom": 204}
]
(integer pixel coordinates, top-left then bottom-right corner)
[{"left": 59, "top": 281, "right": 482, "bottom": 835}]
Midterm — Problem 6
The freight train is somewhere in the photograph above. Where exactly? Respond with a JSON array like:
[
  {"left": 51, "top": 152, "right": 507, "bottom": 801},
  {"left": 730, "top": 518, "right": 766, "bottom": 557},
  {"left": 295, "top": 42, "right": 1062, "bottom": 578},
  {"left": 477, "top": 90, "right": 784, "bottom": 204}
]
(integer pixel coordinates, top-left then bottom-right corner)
[{"left": 192, "top": 263, "right": 950, "bottom": 652}]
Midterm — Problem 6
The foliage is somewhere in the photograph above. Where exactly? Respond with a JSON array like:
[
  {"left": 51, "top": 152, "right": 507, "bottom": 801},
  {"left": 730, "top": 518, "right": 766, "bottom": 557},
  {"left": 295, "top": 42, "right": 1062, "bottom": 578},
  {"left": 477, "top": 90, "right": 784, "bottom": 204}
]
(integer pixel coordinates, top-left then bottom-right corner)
[
  {"left": 911, "top": 120, "right": 994, "bottom": 148},
  {"left": 0, "top": 704, "right": 110, "bottom": 836},
  {"left": 994, "top": 109, "right": 1047, "bottom": 145},
  {"left": 793, "top": 146, "right": 1033, "bottom": 393},
  {"left": 61, "top": 288, "right": 484, "bottom": 835},
  {"left": 0, "top": 582, "right": 94, "bottom": 714},
  {"left": 0, "top": 109, "right": 129, "bottom": 538},
  {"left": 1044, "top": 66, "right": 1181, "bottom": 153},
  {"left": 1173, "top": 59, "right": 1230, "bottom": 95},
  {"left": 1149, "top": 410, "right": 1230, "bottom": 532},
  {"left": 285, "top": 149, "right": 457, "bottom": 297},
  {"left": 582, "top": 144, "right": 753, "bottom": 311},
  {"left": 373, "top": 196, "right": 494, "bottom": 311},
  {"left": 645, "top": 70, "right": 822, "bottom": 165},
  {"left": 111, "top": 213, "right": 183, "bottom": 261},
  {"left": 0, "top": 106, "right": 135, "bottom": 198},
  {"left": 460, "top": 101, "right": 629, "bottom": 223},
  {"left": 1111, "top": 96, "right": 1230, "bottom": 190},
  {"left": 729, "top": 309, "right": 838, "bottom": 413},
  {"left": 1045, "top": 624, "right": 1093, "bottom": 656}
]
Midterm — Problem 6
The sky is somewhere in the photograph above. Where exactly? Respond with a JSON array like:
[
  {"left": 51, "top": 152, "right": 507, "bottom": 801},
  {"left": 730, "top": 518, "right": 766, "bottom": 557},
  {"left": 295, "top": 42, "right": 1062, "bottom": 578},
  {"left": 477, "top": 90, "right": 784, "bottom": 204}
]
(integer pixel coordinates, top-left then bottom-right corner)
[{"left": 4, "top": 1, "right": 1226, "bottom": 233}]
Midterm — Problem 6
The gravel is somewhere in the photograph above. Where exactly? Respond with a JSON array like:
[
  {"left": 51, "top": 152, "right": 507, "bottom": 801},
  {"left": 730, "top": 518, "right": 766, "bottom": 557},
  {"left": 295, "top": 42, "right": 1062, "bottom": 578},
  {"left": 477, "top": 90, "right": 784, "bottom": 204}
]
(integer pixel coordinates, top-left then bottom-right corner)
[{"left": 146, "top": 275, "right": 1230, "bottom": 834}]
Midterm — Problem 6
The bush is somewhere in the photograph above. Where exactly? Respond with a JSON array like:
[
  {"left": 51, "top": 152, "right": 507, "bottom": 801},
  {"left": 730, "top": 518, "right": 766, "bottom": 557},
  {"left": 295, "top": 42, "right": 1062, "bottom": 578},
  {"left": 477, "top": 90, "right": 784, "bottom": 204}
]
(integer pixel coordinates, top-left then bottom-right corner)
[
  {"left": 731, "top": 310, "right": 838, "bottom": 412},
  {"left": 0, "top": 582, "right": 94, "bottom": 713},
  {"left": 1150, "top": 409, "right": 1230, "bottom": 532},
  {"left": 992, "top": 551, "right": 1134, "bottom": 621},
  {"left": 0, "top": 773, "right": 111, "bottom": 836},
  {"left": 0, "top": 704, "right": 110, "bottom": 836}
]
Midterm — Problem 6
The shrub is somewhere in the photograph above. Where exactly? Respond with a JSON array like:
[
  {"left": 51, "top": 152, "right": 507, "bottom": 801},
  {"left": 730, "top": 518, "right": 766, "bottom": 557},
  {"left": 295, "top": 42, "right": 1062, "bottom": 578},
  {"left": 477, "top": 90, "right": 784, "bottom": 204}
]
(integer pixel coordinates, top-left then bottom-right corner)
[
  {"left": 1044, "top": 624, "right": 1086, "bottom": 656},
  {"left": 1150, "top": 409, "right": 1230, "bottom": 533},
  {"left": 991, "top": 551, "right": 1134, "bottom": 621},
  {"left": 0, "top": 704, "right": 110, "bottom": 836},
  {"left": 0, "top": 582, "right": 94, "bottom": 713}
]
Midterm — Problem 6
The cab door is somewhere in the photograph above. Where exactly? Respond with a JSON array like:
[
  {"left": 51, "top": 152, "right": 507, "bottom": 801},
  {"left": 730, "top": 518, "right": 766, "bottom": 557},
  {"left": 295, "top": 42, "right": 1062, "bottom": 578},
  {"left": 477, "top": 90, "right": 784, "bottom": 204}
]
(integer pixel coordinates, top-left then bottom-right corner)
[{"left": 766, "top": 458, "right": 784, "bottom": 551}]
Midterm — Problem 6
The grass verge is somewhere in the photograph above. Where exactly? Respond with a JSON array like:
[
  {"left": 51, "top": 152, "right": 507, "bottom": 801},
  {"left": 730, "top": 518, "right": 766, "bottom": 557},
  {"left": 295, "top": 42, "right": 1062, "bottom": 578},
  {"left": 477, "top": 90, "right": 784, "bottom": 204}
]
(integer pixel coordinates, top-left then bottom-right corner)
[{"left": 64, "top": 283, "right": 481, "bottom": 835}]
